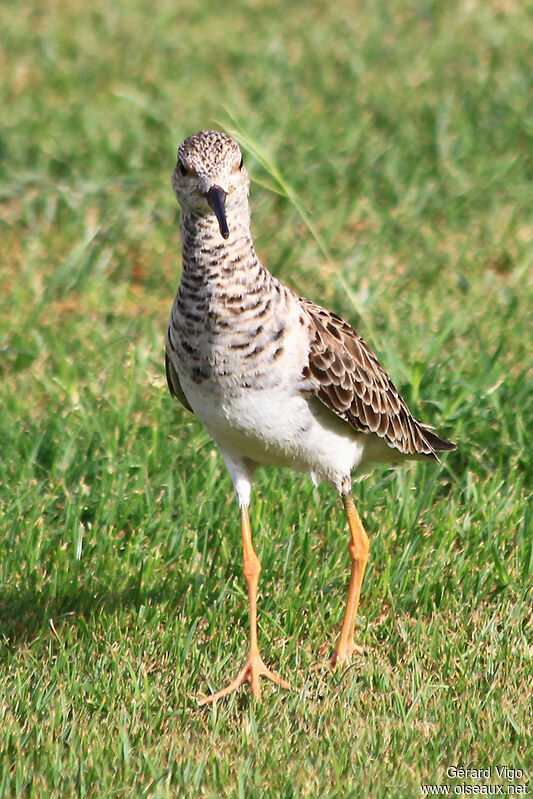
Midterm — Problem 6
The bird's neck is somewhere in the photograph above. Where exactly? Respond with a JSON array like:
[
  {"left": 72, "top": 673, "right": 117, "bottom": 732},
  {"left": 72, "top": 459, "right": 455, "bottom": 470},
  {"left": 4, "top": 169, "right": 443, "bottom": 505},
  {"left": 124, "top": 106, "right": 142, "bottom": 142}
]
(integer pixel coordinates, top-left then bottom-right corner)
[
  {"left": 176, "top": 209, "right": 279, "bottom": 335},
  {"left": 179, "top": 210, "right": 264, "bottom": 295}
]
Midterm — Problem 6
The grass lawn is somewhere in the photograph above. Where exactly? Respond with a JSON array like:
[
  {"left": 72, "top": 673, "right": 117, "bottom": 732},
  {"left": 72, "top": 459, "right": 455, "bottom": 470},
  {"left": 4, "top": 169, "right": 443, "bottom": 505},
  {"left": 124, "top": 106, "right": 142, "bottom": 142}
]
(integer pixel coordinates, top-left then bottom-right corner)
[{"left": 1, "top": 0, "right": 532, "bottom": 796}]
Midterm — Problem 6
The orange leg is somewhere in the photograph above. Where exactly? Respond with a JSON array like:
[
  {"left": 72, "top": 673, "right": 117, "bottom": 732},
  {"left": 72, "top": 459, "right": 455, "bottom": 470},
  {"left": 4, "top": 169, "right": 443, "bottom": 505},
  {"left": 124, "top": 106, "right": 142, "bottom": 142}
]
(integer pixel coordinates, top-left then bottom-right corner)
[
  {"left": 198, "top": 505, "right": 289, "bottom": 705},
  {"left": 330, "top": 493, "right": 370, "bottom": 668}
]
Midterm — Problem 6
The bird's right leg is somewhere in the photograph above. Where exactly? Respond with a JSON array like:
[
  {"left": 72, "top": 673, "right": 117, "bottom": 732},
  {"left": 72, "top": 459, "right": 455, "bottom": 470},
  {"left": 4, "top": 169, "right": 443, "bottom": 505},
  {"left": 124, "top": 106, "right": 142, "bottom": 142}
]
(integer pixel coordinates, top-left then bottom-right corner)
[{"left": 198, "top": 504, "right": 289, "bottom": 705}]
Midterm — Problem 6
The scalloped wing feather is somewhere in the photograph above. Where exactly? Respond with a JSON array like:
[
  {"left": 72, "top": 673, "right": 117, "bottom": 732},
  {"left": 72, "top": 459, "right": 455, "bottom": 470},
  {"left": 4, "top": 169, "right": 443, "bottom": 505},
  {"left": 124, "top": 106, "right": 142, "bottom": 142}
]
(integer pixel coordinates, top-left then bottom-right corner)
[{"left": 300, "top": 300, "right": 455, "bottom": 458}]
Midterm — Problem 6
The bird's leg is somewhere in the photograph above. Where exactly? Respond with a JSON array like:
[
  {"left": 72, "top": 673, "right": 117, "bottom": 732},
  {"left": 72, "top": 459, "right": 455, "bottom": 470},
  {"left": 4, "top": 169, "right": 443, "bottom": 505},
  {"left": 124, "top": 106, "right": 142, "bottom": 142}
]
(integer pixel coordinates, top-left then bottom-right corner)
[
  {"left": 198, "top": 505, "right": 289, "bottom": 705},
  {"left": 330, "top": 492, "right": 370, "bottom": 668}
]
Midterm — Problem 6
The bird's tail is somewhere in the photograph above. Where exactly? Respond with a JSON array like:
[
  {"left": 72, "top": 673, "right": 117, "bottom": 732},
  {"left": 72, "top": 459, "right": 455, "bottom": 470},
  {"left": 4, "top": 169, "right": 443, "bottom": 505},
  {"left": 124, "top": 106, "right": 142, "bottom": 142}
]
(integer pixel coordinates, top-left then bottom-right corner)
[{"left": 419, "top": 425, "right": 457, "bottom": 456}]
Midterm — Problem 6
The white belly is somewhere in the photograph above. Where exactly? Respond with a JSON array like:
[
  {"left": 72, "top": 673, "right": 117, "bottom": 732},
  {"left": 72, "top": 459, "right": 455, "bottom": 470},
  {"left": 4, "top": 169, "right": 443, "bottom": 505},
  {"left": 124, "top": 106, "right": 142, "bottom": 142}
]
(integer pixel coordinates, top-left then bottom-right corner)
[{"left": 179, "top": 372, "right": 366, "bottom": 489}]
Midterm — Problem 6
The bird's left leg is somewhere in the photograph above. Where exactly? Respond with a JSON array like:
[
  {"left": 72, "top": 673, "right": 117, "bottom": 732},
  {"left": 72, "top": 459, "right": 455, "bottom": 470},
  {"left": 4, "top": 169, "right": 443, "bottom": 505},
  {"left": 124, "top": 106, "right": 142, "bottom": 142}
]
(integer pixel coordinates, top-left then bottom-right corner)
[{"left": 330, "top": 492, "right": 370, "bottom": 667}]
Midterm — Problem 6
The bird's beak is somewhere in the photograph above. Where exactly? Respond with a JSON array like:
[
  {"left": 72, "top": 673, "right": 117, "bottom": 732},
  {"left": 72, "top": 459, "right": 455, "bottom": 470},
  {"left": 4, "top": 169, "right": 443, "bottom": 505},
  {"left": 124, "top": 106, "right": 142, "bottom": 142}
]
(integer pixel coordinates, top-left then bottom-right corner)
[{"left": 206, "top": 185, "right": 229, "bottom": 239}]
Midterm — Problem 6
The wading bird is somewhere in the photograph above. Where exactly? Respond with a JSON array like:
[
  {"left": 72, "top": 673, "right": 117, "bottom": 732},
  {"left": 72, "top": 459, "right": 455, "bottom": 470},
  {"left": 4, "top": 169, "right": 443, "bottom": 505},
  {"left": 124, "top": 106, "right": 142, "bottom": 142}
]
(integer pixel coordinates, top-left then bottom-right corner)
[{"left": 165, "top": 130, "right": 456, "bottom": 704}]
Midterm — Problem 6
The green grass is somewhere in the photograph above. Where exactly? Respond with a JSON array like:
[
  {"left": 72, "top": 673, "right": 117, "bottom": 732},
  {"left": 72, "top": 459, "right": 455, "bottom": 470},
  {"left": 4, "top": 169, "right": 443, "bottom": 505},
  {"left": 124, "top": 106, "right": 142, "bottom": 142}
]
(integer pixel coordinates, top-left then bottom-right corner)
[{"left": 1, "top": 0, "right": 532, "bottom": 796}]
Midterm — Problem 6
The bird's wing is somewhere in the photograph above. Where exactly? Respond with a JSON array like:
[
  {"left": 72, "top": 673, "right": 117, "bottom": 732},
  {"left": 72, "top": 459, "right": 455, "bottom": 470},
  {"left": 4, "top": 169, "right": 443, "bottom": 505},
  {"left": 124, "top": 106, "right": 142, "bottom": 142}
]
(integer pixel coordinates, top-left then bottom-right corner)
[
  {"left": 300, "top": 299, "right": 454, "bottom": 458},
  {"left": 165, "top": 350, "right": 193, "bottom": 413}
]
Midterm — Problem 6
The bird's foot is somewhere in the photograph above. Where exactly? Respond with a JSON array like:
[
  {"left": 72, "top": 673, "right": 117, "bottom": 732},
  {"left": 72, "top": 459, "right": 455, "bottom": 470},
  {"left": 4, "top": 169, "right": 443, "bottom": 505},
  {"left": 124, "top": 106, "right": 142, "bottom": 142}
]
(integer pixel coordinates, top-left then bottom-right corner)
[
  {"left": 329, "top": 641, "right": 365, "bottom": 669},
  {"left": 198, "top": 649, "right": 290, "bottom": 706}
]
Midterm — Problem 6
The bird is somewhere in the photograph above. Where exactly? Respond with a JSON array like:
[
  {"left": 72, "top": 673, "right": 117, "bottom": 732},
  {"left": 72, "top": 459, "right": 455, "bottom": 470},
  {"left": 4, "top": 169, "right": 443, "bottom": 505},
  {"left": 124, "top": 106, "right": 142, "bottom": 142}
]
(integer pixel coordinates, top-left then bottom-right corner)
[{"left": 165, "top": 129, "right": 456, "bottom": 705}]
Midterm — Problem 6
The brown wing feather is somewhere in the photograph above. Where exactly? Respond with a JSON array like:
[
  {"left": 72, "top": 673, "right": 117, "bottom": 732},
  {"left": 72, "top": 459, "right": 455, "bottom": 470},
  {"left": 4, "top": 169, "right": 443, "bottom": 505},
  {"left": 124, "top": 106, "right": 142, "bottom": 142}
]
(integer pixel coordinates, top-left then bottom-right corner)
[
  {"left": 300, "top": 300, "right": 455, "bottom": 458},
  {"left": 165, "top": 350, "right": 193, "bottom": 413}
]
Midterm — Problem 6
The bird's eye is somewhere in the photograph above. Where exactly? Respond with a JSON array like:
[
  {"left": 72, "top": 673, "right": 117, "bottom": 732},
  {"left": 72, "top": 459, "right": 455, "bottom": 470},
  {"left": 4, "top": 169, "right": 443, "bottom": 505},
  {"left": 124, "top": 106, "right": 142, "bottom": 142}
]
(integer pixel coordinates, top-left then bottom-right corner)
[
  {"left": 239, "top": 156, "right": 244, "bottom": 170},
  {"left": 178, "top": 160, "right": 188, "bottom": 177}
]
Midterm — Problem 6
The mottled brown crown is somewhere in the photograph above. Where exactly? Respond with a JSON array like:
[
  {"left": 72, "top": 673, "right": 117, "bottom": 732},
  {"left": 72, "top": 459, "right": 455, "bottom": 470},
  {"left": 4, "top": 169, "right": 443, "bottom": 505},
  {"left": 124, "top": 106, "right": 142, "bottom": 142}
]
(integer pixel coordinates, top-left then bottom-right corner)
[{"left": 177, "top": 130, "right": 242, "bottom": 178}]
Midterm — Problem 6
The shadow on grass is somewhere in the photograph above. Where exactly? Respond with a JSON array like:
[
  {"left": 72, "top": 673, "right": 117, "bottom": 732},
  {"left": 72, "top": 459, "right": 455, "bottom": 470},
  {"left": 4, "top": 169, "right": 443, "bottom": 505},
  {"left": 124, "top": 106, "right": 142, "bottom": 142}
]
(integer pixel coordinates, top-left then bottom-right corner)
[{"left": 0, "top": 572, "right": 191, "bottom": 648}]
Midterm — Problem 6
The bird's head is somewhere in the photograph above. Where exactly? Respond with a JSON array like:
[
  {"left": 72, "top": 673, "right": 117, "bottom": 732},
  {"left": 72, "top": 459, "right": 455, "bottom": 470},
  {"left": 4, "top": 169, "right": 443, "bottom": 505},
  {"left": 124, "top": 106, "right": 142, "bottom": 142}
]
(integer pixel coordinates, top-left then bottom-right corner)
[{"left": 172, "top": 130, "right": 250, "bottom": 240}]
